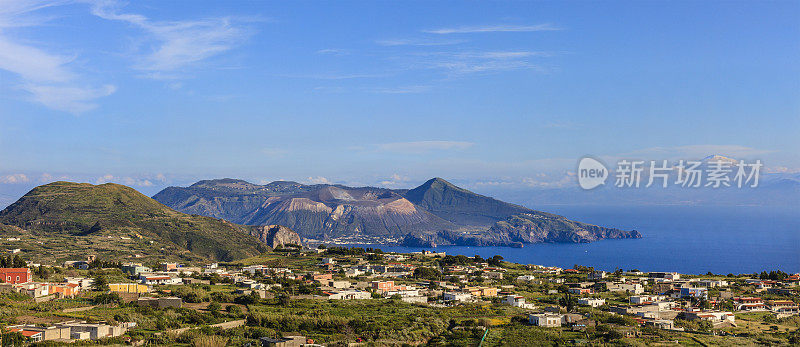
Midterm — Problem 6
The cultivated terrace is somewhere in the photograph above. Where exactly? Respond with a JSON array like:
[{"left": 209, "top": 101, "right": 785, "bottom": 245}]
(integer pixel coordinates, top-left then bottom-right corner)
[{"left": 0, "top": 247, "right": 798, "bottom": 346}]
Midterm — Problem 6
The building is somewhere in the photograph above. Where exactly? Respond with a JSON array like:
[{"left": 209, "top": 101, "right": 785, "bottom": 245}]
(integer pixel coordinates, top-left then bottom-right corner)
[
  {"left": 121, "top": 263, "right": 151, "bottom": 276},
  {"left": 733, "top": 297, "right": 766, "bottom": 311},
  {"left": 0, "top": 268, "right": 31, "bottom": 284},
  {"left": 371, "top": 280, "right": 396, "bottom": 292},
  {"left": 529, "top": 313, "right": 564, "bottom": 327},
  {"left": 650, "top": 272, "right": 680, "bottom": 280},
  {"left": 629, "top": 295, "right": 666, "bottom": 304},
  {"left": 684, "top": 311, "right": 735, "bottom": 326},
  {"left": 443, "top": 292, "right": 472, "bottom": 302},
  {"left": 6, "top": 328, "right": 43, "bottom": 342},
  {"left": 516, "top": 275, "right": 537, "bottom": 283},
  {"left": 578, "top": 298, "right": 606, "bottom": 308},
  {"left": 322, "top": 290, "right": 370, "bottom": 300},
  {"left": 504, "top": 295, "right": 535, "bottom": 309},
  {"left": 568, "top": 287, "right": 592, "bottom": 295},
  {"left": 161, "top": 262, "right": 183, "bottom": 272},
  {"left": 697, "top": 279, "right": 728, "bottom": 288},
  {"left": 464, "top": 286, "right": 498, "bottom": 297},
  {"left": 680, "top": 287, "right": 708, "bottom": 299},
  {"left": 109, "top": 283, "right": 150, "bottom": 294},
  {"left": 64, "top": 277, "right": 94, "bottom": 290},
  {"left": 485, "top": 271, "right": 504, "bottom": 280},
  {"left": 588, "top": 271, "right": 607, "bottom": 281},
  {"left": 6, "top": 325, "right": 70, "bottom": 341},
  {"left": 606, "top": 282, "right": 644, "bottom": 294},
  {"left": 139, "top": 274, "right": 182, "bottom": 285},
  {"left": 49, "top": 283, "right": 80, "bottom": 298},
  {"left": 54, "top": 321, "right": 128, "bottom": 340},
  {"left": 644, "top": 319, "right": 682, "bottom": 331}
]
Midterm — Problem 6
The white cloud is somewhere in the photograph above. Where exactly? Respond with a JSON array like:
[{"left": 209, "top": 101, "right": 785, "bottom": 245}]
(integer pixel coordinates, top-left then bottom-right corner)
[
  {"left": 316, "top": 48, "right": 349, "bottom": 55},
  {"left": 304, "top": 176, "right": 331, "bottom": 184},
  {"left": 424, "top": 24, "right": 561, "bottom": 34},
  {"left": 0, "top": 173, "right": 30, "bottom": 184},
  {"left": 521, "top": 171, "right": 575, "bottom": 188},
  {"left": 21, "top": 83, "right": 116, "bottom": 113},
  {"left": 0, "top": 1, "right": 115, "bottom": 113},
  {"left": 379, "top": 173, "right": 410, "bottom": 188},
  {"left": 376, "top": 141, "right": 474, "bottom": 154},
  {"left": 90, "top": 0, "right": 252, "bottom": 76},
  {"left": 95, "top": 174, "right": 154, "bottom": 187}
]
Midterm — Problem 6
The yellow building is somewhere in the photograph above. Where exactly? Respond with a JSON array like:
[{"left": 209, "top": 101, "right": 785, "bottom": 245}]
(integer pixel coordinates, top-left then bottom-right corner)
[
  {"left": 109, "top": 283, "right": 149, "bottom": 294},
  {"left": 464, "top": 286, "right": 498, "bottom": 297}
]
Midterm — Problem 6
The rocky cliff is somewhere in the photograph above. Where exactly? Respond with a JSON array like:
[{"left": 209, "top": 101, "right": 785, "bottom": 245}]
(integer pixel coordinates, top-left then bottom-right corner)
[{"left": 248, "top": 224, "right": 303, "bottom": 248}]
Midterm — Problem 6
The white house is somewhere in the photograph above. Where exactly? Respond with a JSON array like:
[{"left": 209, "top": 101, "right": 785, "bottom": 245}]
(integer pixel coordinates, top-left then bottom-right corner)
[
  {"left": 504, "top": 295, "right": 535, "bottom": 309},
  {"left": 607, "top": 282, "right": 644, "bottom": 294},
  {"left": 578, "top": 298, "right": 606, "bottom": 308},
  {"left": 139, "top": 275, "right": 182, "bottom": 286},
  {"left": 529, "top": 314, "right": 564, "bottom": 327},
  {"left": 322, "top": 290, "right": 370, "bottom": 300},
  {"left": 443, "top": 292, "right": 472, "bottom": 302},
  {"left": 516, "top": 275, "right": 536, "bottom": 283},
  {"left": 629, "top": 295, "right": 666, "bottom": 304}
]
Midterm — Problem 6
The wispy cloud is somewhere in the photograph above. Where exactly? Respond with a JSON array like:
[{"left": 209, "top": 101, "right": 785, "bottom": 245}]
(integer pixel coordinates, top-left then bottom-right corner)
[
  {"left": 375, "top": 38, "right": 466, "bottom": 46},
  {"left": 621, "top": 145, "right": 775, "bottom": 160},
  {"left": 95, "top": 174, "right": 154, "bottom": 187},
  {"left": 424, "top": 24, "right": 561, "bottom": 34},
  {"left": 405, "top": 51, "right": 551, "bottom": 76},
  {"left": 89, "top": 0, "right": 253, "bottom": 77},
  {"left": 316, "top": 48, "right": 350, "bottom": 55},
  {"left": 379, "top": 173, "right": 410, "bottom": 188},
  {"left": 304, "top": 176, "right": 331, "bottom": 184},
  {"left": 0, "top": 1, "right": 115, "bottom": 113},
  {"left": 370, "top": 85, "right": 431, "bottom": 94},
  {"left": 0, "top": 173, "right": 30, "bottom": 184},
  {"left": 284, "top": 72, "right": 390, "bottom": 80},
  {"left": 376, "top": 141, "right": 474, "bottom": 154},
  {"left": 21, "top": 84, "right": 116, "bottom": 113}
]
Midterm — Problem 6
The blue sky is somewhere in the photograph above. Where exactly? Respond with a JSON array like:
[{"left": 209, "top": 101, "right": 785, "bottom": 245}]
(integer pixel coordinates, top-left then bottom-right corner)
[{"left": 0, "top": 0, "right": 798, "bottom": 198}]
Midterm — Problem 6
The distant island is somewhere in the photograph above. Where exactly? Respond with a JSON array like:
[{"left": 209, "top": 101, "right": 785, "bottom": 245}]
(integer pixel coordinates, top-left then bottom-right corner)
[
  {"left": 0, "top": 179, "right": 638, "bottom": 264},
  {"left": 153, "top": 177, "right": 641, "bottom": 247}
]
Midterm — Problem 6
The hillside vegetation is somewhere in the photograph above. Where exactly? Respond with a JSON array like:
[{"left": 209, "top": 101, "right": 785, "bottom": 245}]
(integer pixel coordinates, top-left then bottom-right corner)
[{"left": 0, "top": 182, "right": 267, "bottom": 262}]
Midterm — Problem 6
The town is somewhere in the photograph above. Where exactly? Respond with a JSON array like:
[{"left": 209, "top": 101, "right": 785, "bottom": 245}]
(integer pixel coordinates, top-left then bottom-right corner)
[{"left": 0, "top": 246, "right": 798, "bottom": 346}]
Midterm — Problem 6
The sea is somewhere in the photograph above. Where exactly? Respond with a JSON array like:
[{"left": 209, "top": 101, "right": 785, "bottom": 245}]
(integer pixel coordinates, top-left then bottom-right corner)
[{"left": 346, "top": 205, "right": 800, "bottom": 275}]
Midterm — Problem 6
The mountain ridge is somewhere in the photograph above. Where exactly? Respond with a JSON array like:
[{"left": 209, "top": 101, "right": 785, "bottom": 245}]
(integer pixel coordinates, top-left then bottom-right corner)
[{"left": 153, "top": 177, "right": 641, "bottom": 246}]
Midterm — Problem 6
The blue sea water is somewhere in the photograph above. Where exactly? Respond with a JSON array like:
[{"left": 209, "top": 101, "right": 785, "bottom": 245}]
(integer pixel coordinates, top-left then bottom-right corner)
[{"left": 348, "top": 205, "right": 800, "bottom": 275}]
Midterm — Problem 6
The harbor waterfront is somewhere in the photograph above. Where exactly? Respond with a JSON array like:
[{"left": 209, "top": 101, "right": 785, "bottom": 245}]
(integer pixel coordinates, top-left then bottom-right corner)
[{"left": 342, "top": 205, "right": 800, "bottom": 275}]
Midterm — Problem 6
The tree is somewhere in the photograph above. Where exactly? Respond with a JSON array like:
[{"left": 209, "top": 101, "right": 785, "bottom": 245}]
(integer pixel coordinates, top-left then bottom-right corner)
[
  {"left": 487, "top": 255, "right": 504, "bottom": 267},
  {"left": 208, "top": 301, "right": 221, "bottom": 315},
  {"left": 1, "top": 331, "right": 26, "bottom": 346},
  {"left": 91, "top": 275, "right": 109, "bottom": 291},
  {"left": 413, "top": 267, "right": 442, "bottom": 280},
  {"left": 560, "top": 293, "right": 577, "bottom": 312}
]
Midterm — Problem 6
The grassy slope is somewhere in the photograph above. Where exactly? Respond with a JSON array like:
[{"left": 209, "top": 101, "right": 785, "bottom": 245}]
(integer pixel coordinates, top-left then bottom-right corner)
[{"left": 0, "top": 181, "right": 266, "bottom": 262}]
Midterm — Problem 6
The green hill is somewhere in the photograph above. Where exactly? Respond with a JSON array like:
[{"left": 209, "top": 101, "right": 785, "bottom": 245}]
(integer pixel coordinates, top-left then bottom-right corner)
[{"left": 0, "top": 181, "right": 267, "bottom": 262}]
